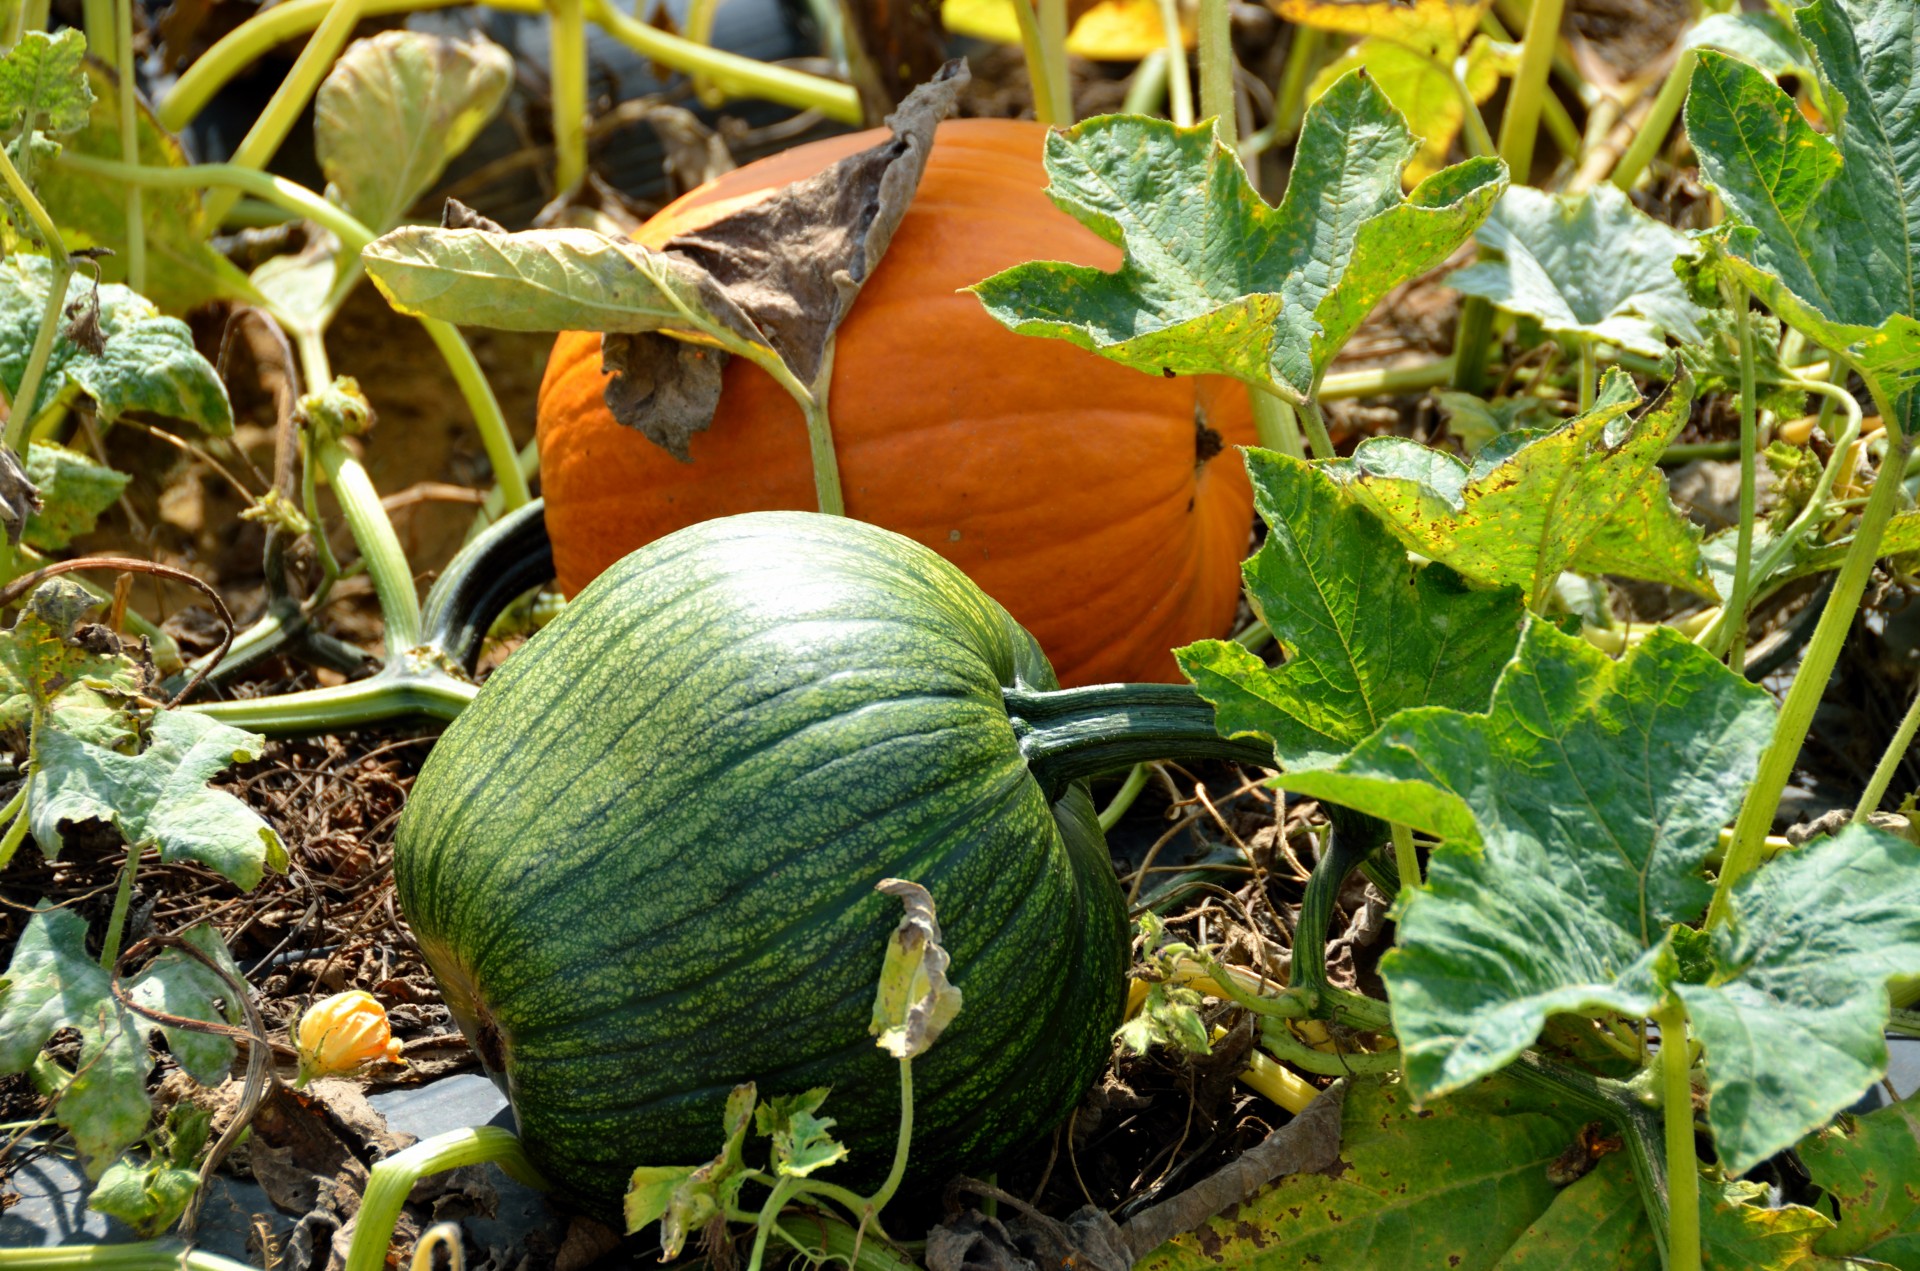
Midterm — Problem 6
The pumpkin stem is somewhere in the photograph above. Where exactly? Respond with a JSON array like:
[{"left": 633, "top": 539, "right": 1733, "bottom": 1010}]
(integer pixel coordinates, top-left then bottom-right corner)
[{"left": 1003, "top": 682, "right": 1273, "bottom": 794}]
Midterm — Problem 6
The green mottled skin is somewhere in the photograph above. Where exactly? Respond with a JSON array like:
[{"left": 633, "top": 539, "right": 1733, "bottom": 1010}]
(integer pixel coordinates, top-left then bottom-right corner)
[{"left": 395, "top": 513, "right": 1129, "bottom": 1216}]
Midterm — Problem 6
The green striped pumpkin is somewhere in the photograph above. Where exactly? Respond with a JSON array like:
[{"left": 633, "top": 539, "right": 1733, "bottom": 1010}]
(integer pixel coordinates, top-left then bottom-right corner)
[{"left": 395, "top": 512, "right": 1147, "bottom": 1215}]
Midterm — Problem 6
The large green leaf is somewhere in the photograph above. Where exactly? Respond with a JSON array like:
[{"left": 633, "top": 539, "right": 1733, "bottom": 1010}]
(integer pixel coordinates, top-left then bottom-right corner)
[
  {"left": 1448, "top": 185, "right": 1706, "bottom": 355},
  {"left": 0, "top": 28, "right": 92, "bottom": 137},
  {"left": 36, "top": 64, "right": 260, "bottom": 315},
  {"left": 1328, "top": 366, "right": 1708, "bottom": 602},
  {"left": 1676, "top": 826, "right": 1920, "bottom": 1174},
  {"left": 1137, "top": 1073, "right": 1604, "bottom": 1271},
  {"left": 315, "top": 30, "right": 514, "bottom": 235},
  {"left": 1175, "top": 449, "right": 1525, "bottom": 768},
  {"left": 968, "top": 72, "right": 1506, "bottom": 402},
  {"left": 1279, "top": 623, "right": 1774, "bottom": 1099},
  {"left": 29, "top": 708, "right": 286, "bottom": 890},
  {"left": 1800, "top": 1090, "right": 1920, "bottom": 1266},
  {"left": 1684, "top": 0, "right": 1920, "bottom": 431},
  {"left": 0, "top": 254, "right": 233, "bottom": 431},
  {"left": 0, "top": 912, "right": 240, "bottom": 1174}
]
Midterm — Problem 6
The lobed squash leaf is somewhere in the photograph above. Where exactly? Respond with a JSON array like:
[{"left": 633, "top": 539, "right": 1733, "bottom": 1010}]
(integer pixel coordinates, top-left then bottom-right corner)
[
  {"left": 1675, "top": 826, "right": 1920, "bottom": 1174},
  {"left": 1328, "top": 365, "right": 1709, "bottom": 603},
  {"left": 0, "top": 913, "right": 241, "bottom": 1175},
  {"left": 0, "top": 254, "right": 234, "bottom": 432},
  {"left": 1175, "top": 449, "right": 1525, "bottom": 770},
  {"left": 1798, "top": 1089, "right": 1920, "bottom": 1265},
  {"left": 1684, "top": 0, "right": 1920, "bottom": 433},
  {"left": 315, "top": 30, "right": 514, "bottom": 237},
  {"left": 29, "top": 708, "right": 287, "bottom": 891},
  {"left": 1447, "top": 185, "right": 1707, "bottom": 355},
  {"left": 968, "top": 70, "right": 1506, "bottom": 404},
  {"left": 1277, "top": 622, "right": 1774, "bottom": 1101}
]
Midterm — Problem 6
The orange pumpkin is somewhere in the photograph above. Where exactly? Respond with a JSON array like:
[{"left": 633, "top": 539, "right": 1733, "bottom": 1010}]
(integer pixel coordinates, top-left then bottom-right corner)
[{"left": 536, "top": 119, "right": 1255, "bottom": 686}]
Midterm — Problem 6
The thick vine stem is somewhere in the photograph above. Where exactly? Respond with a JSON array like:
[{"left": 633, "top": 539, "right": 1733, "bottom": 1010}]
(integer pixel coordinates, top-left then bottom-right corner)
[
  {"left": 114, "top": 0, "right": 143, "bottom": 294},
  {"left": 0, "top": 1243, "right": 261, "bottom": 1271},
  {"left": 1653, "top": 1001, "right": 1701, "bottom": 1271},
  {"left": 314, "top": 437, "right": 422, "bottom": 659},
  {"left": 1714, "top": 384, "right": 1914, "bottom": 926},
  {"left": 201, "top": 0, "right": 365, "bottom": 228},
  {"left": 1499, "top": 0, "right": 1566, "bottom": 183},
  {"left": 0, "top": 136, "right": 71, "bottom": 449},
  {"left": 186, "top": 664, "right": 479, "bottom": 734},
  {"left": 1611, "top": 48, "right": 1693, "bottom": 192},
  {"left": 549, "top": 0, "right": 589, "bottom": 196},
  {"left": 1251, "top": 387, "right": 1306, "bottom": 458},
  {"left": 1003, "top": 682, "right": 1275, "bottom": 793},
  {"left": 341, "top": 1127, "right": 548, "bottom": 1271},
  {"left": 1197, "top": 0, "right": 1235, "bottom": 146},
  {"left": 1722, "top": 281, "right": 1760, "bottom": 670},
  {"left": 1854, "top": 679, "right": 1920, "bottom": 821},
  {"left": 582, "top": 0, "right": 862, "bottom": 123}
]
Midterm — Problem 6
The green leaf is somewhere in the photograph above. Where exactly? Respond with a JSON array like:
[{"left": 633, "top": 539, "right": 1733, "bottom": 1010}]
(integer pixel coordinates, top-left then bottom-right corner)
[
  {"left": 0, "top": 577, "right": 145, "bottom": 749},
  {"left": 29, "top": 709, "right": 286, "bottom": 891},
  {"left": 315, "top": 30, "right": 514, "bottom": 235},
  {"left": 1684, "top": 0, "right": 1920, "bottom": 429},
  {"left": 0, "top": 29, "right": 92, "bottom": 136},
  {"left": 1136, "top": 1072, "right": 1616, "bottom": 1271},
  {"left": 1279, "top": 623, "right": 1775, "bottom": 1100},
  {"left": 1448, "top": 185, "right": 1706, "bottom": 355},
  {"left": 0, "top": 255, "right": 234, "bottom": 431},
  {"left": 1490, "top": 1154, "right": 1656, "bottom": 1269},
  {"left": 1675, "top": 826, "right": 1920, "bottom": 1174},
  {"left": 0, "top": 908, "right": 148, "bottom": 1171},
  {"left": 124, "top": 924, "right": 242, "bottom": 1085},
  {"left": 35, "top": 63, "right": 261, "bottom": 316},
  {"left": 754, "top": 1087, "right": 850, "bottom": 1178},
  {"left": 1800, "top": 1090, "right": 1920, "bottom": 1265},
  {"left": 23, "top": 442, "right": 129, "bottom": 551},
  {"left": 1329, "top": 366, "right": 1709, "bottom": 601},
  {"left": 1175, "top": 449, "right": 1525, "bottom": 768},
  {"left": 88, "top": 1155, "right": 202, "bottom": 1238},
  {"left": 969, "top": 73, "right": 1506, "bottom": 402}
]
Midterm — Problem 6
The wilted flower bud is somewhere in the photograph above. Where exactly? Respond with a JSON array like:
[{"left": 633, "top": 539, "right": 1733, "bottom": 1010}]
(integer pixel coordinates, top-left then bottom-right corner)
[{"left": 293, "top": 990, "right": 404, "bottom": 1086}]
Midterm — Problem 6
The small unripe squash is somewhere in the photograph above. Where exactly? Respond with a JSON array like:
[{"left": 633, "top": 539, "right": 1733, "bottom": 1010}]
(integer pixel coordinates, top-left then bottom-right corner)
[{"left": 536, "top": 119, "right": 1256, "bottom": 687}]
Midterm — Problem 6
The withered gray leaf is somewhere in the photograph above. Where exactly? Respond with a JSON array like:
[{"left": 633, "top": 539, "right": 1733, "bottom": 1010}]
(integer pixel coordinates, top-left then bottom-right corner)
[
  {"left": 600, "top": 332, "right": 729, "bottom": 462},
  {"left": 658, "top": 57, "right": 967, "bottom": 387}
]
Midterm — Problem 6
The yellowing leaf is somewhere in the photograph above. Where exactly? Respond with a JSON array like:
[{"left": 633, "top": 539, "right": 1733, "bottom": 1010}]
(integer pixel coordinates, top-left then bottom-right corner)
[
  {"left": 942, "top": 0, "right": 1190, "bottom": 58},
  {"left": 1271, "top": 0, "right": 1486, "bottom": 53}
]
